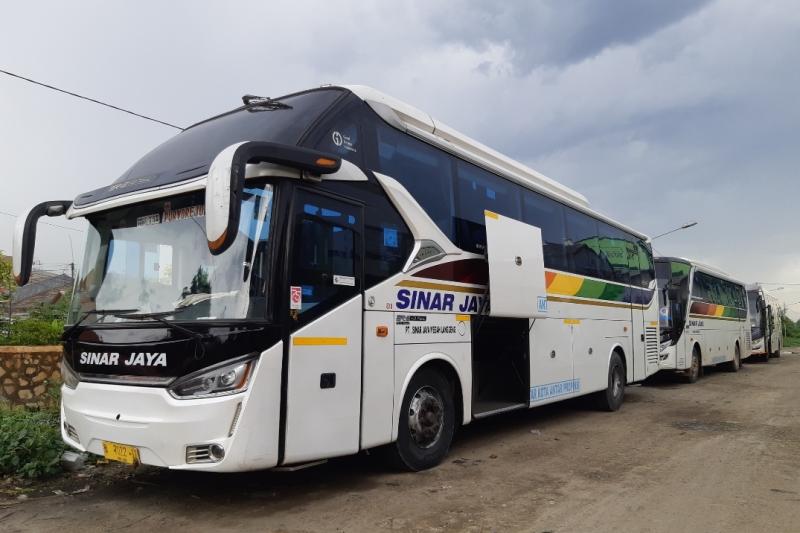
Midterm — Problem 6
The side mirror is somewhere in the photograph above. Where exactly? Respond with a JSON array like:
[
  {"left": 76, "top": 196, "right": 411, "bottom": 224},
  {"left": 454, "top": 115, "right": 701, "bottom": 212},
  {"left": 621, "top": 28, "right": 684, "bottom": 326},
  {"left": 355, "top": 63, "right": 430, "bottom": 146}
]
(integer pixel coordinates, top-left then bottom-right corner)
[
  {"left": 205, "top": 141, "right": 341, "bottom": 255},
  {"left": 13, "top": 200, "right": 72, "bottom": 286}
]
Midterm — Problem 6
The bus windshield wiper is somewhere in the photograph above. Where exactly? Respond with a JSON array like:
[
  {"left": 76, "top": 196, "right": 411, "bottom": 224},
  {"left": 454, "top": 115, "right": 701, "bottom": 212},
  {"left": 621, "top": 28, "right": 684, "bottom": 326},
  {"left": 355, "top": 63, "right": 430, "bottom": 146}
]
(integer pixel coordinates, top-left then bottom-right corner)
[
  {"left": 241, "top": 94, "right": 293, "bottom": 111},
  {"left": 62, "top": 308, "right": 139, "bottom": 339},
  {"left": 117, "top": 311, "right": 209, "bottom": 358}
]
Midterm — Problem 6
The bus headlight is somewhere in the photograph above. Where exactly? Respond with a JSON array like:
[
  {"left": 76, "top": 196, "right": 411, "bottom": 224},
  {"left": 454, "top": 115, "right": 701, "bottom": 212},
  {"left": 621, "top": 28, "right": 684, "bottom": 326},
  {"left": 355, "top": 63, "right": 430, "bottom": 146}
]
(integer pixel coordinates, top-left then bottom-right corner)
[
  {"left": 61, "top": 359, "right": 80, "bottom": 389},
  {"left": 169, "top": 355, "right": 256, "bottom": 399}
]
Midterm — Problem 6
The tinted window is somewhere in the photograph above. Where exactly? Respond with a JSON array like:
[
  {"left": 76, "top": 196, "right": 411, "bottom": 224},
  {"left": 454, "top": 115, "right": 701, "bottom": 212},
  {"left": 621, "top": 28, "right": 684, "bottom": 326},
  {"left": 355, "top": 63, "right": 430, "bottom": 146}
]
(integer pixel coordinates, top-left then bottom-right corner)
[
  {"left": 597, "top": 223, "right": 630, "bottom": 283},
  {"left": 310, "top": 101, "right": 364, "bottom": 167},
  {"left": 455, "top": 161, "right": 521, "bottom": 254},
  {"left": 564, "top": 207, "right": 600, "bottom": 278},
  {"left": 522, "top": 190, "right": 567, "bottom": 270},
  {"left": 376, "top": 123, "right": 455, "bottom": 241},
  {"left": 289, "top": 190, "right": 360, "bottom": 320},
  {"left": 115, "top": 90, "right": 343, "bottom": 187},
  {"left": 636, "top": 240, "right": 655, "bottom": 288}
]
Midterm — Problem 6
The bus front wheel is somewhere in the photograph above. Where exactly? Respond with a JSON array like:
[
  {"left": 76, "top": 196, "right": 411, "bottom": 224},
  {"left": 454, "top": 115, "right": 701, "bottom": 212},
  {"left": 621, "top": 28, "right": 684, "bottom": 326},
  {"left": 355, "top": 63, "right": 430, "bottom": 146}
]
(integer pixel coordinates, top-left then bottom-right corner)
[
  {"left": 685, "top": 348, "right": 701, "bottom": 384},
  {"left": 388, "top": 367, "right": 456, "bottom": 472}
]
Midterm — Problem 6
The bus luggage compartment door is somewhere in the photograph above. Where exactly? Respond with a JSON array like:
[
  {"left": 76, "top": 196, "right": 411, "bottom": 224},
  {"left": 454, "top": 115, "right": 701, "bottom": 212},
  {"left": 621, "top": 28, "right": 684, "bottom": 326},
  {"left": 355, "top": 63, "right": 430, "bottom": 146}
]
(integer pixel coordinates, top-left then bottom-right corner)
[{"left": 484, "top": 210, "right": 548, "bottom": 318}]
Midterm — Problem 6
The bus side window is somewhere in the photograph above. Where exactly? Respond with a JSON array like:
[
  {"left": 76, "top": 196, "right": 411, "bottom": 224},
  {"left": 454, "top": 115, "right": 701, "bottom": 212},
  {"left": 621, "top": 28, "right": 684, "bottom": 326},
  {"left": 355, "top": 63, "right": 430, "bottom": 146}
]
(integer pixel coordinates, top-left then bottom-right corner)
[
  {"left": 375, "top": 123, "right": 455, "bottom": 242},
  {"left": 521, "top": 189, "right": 567, "bottom": 271},
  {"left": 597, "top": 223, "right": 630, "bottom": 284},
  {"left": 454, "top": 161, "right": 521, "bottom": 254},
  {"left": 564, "top": 207, "right": 601, "bottom": 279}
]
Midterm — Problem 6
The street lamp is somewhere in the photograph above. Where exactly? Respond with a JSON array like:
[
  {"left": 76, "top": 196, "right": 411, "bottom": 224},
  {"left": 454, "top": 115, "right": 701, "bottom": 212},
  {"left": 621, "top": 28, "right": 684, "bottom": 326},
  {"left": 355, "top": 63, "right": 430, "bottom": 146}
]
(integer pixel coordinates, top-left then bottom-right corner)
[{"left": 651, "top": 221, "right": 698, "bottom": 240}]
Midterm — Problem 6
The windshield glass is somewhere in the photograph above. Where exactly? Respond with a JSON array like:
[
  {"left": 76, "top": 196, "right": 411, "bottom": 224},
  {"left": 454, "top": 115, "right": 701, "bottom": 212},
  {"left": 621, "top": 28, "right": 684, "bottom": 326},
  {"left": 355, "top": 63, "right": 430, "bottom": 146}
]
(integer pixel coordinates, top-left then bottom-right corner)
[
  {"left": 747, "top": 290, "right": 762, "bottom": 331},
  {"left": 69, "top": 182, "right": 274, "bottom": 325}
]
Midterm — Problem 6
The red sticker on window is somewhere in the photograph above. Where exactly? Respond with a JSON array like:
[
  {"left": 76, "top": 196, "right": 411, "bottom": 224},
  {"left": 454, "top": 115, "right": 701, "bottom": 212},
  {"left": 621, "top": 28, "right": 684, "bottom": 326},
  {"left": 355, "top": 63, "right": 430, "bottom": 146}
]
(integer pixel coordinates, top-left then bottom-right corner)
[{"left": 290, "top": 286, "right": 302, "bottom": 310}]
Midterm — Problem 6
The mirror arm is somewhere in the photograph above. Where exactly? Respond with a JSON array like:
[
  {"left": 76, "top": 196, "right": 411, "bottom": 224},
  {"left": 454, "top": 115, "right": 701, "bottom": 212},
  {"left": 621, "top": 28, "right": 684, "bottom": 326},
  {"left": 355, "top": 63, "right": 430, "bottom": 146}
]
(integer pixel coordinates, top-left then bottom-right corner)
[
  {"left": 13, "top": 200, "right": 72, "bottom": 286},
  {"left": 206, "top": 141, "right": 341, "bottom": 255}
]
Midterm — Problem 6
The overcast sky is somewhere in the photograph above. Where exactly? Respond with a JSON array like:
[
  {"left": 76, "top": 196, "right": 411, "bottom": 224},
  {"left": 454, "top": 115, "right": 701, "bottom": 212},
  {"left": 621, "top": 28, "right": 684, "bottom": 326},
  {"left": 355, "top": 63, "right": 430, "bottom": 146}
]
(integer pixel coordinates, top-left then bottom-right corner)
[{"left": 1, "top": 0, "right": 798, "bottom": 317}]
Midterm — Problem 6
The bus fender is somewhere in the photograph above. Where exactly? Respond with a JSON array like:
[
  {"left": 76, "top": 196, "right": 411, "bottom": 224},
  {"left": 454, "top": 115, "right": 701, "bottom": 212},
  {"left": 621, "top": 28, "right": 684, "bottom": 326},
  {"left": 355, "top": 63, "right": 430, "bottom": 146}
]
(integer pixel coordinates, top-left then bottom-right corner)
[{"left": 392, "top": 351, "right": 471, "bottom": 442}]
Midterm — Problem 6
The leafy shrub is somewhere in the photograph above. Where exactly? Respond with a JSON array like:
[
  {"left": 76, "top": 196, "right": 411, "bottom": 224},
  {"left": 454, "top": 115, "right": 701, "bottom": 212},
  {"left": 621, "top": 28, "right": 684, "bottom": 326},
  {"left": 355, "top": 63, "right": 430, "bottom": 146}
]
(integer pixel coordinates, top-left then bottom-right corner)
[
  {"left": 0, "top": 407, "right": 66, "bottom": 478},
  {"left": 0, "top": 319, "right": 63, "bottom": 346}
]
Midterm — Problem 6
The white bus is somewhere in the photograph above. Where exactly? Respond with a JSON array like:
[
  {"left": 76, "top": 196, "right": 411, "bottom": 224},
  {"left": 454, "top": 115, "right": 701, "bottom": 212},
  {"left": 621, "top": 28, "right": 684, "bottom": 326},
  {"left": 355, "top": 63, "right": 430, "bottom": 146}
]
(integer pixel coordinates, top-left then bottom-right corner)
[
  {"left": 14, "top": 85, "right": 659, "bottom": 473},
  {"left": 655, "top": 257, "right": 748, "bottom": 382},
  {"left": 745, "top": 284, "right": 783, "bottom": 361}
]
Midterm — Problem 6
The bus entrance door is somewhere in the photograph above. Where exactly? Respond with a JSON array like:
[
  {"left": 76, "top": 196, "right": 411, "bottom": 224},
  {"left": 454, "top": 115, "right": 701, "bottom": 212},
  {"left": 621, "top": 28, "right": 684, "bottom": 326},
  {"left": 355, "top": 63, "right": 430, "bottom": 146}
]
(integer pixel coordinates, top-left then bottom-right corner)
[{"left": 282, "top": 189, "right": 364, "bottom": 465}]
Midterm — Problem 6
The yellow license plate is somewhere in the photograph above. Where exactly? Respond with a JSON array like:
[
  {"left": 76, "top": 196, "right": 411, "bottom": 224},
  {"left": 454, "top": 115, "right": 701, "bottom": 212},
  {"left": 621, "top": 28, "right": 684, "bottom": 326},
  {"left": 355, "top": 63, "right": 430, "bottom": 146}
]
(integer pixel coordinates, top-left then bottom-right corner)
[{"left": 102, "top": 441, "right": 140, "bottom": 465}]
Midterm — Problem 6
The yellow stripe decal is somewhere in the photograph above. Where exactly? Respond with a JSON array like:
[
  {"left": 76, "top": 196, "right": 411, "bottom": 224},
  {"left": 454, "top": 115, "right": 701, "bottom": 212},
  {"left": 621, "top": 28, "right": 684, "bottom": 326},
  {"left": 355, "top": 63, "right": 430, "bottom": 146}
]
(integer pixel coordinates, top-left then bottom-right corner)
[
  {"left": 455, "top": 314, "right": 471, "bottom": 322},
  {"left": 292, "top": 337, "right": 348, "bottom": 346},
  {"left": 564, "top": 319, "right": 581, "bottom": 325},
  {"left": 484, "top": 209, "right": 499, "bottom": 219},
  {"left": 547, "top": 295, "right": 654, "bottom": 311},
  {"left": 649, "top": 321, "right": 659, "bottom": 327},
  {"left": 396, "top": 279, "right": 485, "bottom": 294}
]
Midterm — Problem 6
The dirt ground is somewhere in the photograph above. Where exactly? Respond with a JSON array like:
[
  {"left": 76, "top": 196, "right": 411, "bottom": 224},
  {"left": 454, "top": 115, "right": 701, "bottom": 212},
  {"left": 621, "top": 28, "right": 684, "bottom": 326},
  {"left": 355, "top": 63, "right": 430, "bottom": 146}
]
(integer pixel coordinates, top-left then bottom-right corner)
[{"left": 2, "top": 351, "right": 800, "bottom": 533}]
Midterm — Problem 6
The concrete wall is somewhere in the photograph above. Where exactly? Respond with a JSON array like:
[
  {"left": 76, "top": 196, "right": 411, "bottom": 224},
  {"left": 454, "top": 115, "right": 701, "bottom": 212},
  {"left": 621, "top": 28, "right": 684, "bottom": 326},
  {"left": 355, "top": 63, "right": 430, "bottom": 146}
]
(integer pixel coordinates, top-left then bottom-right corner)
[{"left": 0, "top": 345, "right": 62, "bottom": 407}]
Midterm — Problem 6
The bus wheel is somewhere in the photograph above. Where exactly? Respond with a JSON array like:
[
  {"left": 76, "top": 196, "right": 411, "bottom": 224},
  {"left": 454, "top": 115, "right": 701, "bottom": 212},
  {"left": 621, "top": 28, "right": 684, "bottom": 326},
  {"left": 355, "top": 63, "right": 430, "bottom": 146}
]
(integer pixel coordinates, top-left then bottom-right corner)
[
  {"left": 389, "top": 368, "right": 455, "bottom": 471},
  {"left": 724, "top": 344, "right": 741, "bottom": 372},
  {"left": 773, "top": 344, "right": 782, "bottom": 358},
  {"left": 594, "top": 352, "right": 625, "bottom": 412},
  {"left": 685, "top": 348, "right": 701, "bottom": 384}
]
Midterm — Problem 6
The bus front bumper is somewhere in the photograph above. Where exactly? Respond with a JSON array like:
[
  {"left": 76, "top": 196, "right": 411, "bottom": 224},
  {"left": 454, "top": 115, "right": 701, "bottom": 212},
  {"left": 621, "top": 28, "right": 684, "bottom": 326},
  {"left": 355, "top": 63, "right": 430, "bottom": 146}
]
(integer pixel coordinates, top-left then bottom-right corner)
[
  {"left": 60, "top": 346, "right": 283, "bottom": 472},
  {"left": 750, "top": 338, "right": 766, "bottom": 356}
]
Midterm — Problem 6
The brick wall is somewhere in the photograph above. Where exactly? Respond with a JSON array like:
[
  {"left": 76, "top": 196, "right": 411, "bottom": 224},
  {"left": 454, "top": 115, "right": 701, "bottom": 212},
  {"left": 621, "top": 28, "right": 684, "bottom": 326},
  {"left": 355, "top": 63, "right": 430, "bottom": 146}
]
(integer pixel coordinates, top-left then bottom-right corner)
[{"left": 0, "top": 345, "right": 63, "bottom": 407}]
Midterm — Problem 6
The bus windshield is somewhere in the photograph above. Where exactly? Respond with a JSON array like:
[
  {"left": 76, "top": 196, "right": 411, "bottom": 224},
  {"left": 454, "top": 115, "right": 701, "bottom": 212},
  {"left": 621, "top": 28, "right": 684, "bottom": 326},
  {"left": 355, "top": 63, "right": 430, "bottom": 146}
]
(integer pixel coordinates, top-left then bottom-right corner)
[
  {"left": 656, "top": 260, "right": 691, "bottom": 345},
  {"left": 69, "top": 182, "right": 274, "bottom": 325}
]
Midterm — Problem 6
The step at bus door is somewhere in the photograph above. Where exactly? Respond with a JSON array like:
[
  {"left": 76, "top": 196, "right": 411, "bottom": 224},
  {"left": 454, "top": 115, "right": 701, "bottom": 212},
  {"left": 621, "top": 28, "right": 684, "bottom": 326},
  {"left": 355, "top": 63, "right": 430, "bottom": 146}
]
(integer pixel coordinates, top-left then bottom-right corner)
[{"left": 283, "top": 189, "right": 364, "bottom": 465}]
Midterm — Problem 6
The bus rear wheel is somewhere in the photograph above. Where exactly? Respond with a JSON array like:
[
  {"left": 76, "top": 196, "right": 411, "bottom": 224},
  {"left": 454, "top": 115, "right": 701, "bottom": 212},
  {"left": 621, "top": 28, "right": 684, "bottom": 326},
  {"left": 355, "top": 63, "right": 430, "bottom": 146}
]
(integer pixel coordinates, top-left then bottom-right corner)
[
  {"left": 724, "top": 344, "right": 741, "bottom": 372},
  {"left": 594, "top": 352, "right": 625, "bottom": 412},
  {"left": 685, "top": 348, "right": 701, "bottom": 384},
  {"left": 388, "top": 367, "right": 455, "bottom": 472}
]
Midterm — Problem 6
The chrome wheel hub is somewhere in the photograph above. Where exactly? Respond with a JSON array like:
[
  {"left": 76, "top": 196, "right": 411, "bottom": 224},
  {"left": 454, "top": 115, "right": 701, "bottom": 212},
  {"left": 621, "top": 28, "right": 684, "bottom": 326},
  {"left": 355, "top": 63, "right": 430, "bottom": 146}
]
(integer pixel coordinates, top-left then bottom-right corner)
[{"left": 407, "top": 386, "right": 444, "bottom": 449}]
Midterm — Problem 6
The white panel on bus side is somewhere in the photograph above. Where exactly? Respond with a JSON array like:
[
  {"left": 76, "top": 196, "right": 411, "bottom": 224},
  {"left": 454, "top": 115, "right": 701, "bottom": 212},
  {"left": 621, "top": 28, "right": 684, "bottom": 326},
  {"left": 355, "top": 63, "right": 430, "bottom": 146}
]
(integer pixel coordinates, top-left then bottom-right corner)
[
  {"left": 484, "top": 210, "right": 547, "bottom": 318},
  {"left": 284, "top": 295, "right": 363, "bottom": 465},
  {"left": 361, "top": 310, "right": 395, "bottom": 449},
  {"left": 529, "top": 318, "right": 576, "bottom": 406}
]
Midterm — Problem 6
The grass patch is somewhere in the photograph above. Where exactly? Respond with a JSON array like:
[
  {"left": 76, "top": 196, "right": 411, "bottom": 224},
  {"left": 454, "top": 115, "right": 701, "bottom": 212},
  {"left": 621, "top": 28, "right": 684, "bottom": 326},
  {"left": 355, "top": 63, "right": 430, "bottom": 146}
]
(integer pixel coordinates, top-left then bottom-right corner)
[{"left": 783, "top": 336, "right": 800, "bottom": 348}]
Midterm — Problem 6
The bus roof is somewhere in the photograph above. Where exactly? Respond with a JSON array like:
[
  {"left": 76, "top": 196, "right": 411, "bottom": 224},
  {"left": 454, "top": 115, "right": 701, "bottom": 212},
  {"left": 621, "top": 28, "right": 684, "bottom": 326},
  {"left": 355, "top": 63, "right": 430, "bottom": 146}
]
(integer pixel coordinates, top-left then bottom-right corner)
[
  {"left": 341, "top": 85, "right": 650, "bottom": 241},
  {"left": 342, "top": 85, "right": 589, "bottom": 208},
  {"left": 656, "top": 256, "right": 744, "bottom": 286}
]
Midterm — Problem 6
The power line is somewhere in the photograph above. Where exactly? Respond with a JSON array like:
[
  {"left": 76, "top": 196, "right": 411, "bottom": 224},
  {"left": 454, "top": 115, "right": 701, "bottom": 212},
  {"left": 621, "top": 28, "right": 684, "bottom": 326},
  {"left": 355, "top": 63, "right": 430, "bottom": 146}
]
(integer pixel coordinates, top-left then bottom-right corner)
[
  {"left": 0, "top": 210, "right": 84, "bottom": 233},
  {"left": 0, "top": 68, "right": 185, "bottom": 131}
]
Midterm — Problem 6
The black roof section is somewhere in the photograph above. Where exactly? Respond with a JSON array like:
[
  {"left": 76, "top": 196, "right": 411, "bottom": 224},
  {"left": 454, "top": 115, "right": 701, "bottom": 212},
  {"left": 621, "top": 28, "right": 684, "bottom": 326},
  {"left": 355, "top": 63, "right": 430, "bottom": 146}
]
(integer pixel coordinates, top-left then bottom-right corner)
[{"left": 73, "top": 87, "right": 348, "bottom": 209}]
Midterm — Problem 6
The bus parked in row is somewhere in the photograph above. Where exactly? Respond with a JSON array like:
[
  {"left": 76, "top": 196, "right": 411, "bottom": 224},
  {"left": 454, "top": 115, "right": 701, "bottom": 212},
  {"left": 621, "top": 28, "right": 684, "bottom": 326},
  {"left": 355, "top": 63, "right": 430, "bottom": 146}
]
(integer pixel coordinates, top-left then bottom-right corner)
[
  {"left": 745, "top": 284, "right": 783, "bottom": 361},
  {"left": 14, "top": 85, "right": 660, "bottom": 473},
  {"left": 655, "top": 257, "right": 748, "bottom": 382}
]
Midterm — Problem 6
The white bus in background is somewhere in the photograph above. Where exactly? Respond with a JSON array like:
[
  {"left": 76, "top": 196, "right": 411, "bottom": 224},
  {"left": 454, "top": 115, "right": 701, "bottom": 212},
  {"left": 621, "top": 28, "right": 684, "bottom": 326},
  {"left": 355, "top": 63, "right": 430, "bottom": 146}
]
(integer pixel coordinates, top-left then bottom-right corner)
[
  {"left": 746, "top": 284, "right": 783, "bottom": 361},
  {"left": 656, "top": 257, "right": 748, "bottom": 382},
  {"left": 14, "top": 85, "right": 659, "bottom": 473}
]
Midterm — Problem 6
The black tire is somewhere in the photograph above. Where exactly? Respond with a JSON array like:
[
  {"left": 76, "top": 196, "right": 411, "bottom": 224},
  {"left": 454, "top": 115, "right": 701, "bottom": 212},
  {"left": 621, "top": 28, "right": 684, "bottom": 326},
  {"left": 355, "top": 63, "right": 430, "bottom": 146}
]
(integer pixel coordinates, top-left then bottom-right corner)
[
  {"left": 685, "top": 347, "right": 701, "bottom": 384},
  {"left": 594, "top": 352, "right": 625, "bottom": 412},
  {"left": 724, "top": 344, "right": 741, "bottom": 372},
  {"left": 387, "top": 367, "right": 455, "bottom": 472}
]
